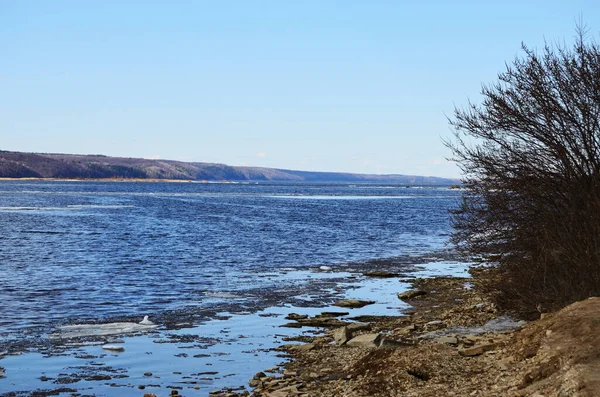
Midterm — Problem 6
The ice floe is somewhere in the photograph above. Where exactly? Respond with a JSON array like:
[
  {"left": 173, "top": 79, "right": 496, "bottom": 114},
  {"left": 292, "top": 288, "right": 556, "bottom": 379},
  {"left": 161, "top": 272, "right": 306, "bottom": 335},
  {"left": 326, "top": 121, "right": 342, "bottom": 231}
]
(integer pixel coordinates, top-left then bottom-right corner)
[{"left": 51, "top": 321, "right": 158, "bottom": 338}]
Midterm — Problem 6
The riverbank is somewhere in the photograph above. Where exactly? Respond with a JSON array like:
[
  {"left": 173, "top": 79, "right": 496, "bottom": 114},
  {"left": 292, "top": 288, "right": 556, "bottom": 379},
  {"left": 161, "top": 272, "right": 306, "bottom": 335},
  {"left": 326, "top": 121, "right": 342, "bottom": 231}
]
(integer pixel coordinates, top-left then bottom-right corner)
[{"left": 232, "top": 269, "right": 600, "bottom": 397}]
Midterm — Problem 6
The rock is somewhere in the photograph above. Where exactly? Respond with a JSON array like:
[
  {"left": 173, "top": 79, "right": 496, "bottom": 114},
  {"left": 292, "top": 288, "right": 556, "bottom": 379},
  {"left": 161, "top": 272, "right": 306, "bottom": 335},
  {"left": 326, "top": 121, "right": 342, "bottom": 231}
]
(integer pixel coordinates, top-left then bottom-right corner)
[
  {"left": 101, "top": 344, "right": 125, "bottom": 352},
  {"left": 317, "top": 311, "right": 349, "bottom": 317},
  {"left": 333, "top": 299, "right": 376, "bottom": 308},
  {"left": 463, "top": 335, "right": 478, "bottom": 346},
  {"left": 143, "top": 394, "right": 157, "bottom": 397},
  {"left": 295, "top": 317, "right": 347, "bottom": 328},
  {"left": 248, "top": 379, "right": 260, "bottom": 387},
  {"left": 265, "top": 379, "right": 282, "bottom": 388},
  {"left": 394, "top": 324, "right": 417, "bottom": 335},
  {"left": 347, "top": 322, "right": 371, "bottom": 333},
  {"left": 397, "top": 290, "right": 427, "bottom": 300},
  {"left": 143, "top": 372, "right": 153, "bottom": 377},
  {"left": 346, "top": 333, "right": 382, "bottom": 348},
  {"left": 333, "top": 326, "right": 351, "bottom": 345},
  {"left": 363, "top": 271, "right": 399, "bottom": 278},
  {"left": 378, "top": 337, "right": 408, "bottom": 349},
  {"left": 459, "top": 343, "right": 497, "bottom": 356},
  {"left": 253, "top": 371, "right": 266, "bottom": 380},
  {"left": 280, "top": 322, "right": 303, "bottom": 328},
  {"left": 283, "top": 369, "right": 298, "bottom": 377},
  {"left": 437, "top": 336, "right": 459, "bottom": 345},
  {"left": 296, "top": 343, "right": 315, "bottom": 351},
  {"left": 285, "top": 313, "right": 309, "bottom": 321},
  {"left": 85, "top": 374, "right": 112, "bottom": 381}
]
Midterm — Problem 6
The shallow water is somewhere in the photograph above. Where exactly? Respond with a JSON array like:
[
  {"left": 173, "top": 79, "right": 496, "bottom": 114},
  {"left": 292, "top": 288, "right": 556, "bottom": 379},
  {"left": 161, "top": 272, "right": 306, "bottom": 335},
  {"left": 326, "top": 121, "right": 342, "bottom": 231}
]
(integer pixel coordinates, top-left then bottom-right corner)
[{"left": 0, "top": 181, "right": 465, "bottom": 395}]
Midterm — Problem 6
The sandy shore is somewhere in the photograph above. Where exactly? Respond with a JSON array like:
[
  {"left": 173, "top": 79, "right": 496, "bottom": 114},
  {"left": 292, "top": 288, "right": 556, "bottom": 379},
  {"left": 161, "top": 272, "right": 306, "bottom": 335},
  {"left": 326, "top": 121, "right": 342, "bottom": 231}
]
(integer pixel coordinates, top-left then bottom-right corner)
[{"left": 208, "top": 269, "right": 600, "bottom": 397}]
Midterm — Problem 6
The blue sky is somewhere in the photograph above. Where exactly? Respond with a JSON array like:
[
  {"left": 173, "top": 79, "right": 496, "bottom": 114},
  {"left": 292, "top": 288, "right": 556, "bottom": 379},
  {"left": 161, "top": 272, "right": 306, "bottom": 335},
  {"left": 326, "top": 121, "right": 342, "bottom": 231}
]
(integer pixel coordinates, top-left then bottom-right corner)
[{"left": 1, "top": 1, "right": 598, "bottom": 178}]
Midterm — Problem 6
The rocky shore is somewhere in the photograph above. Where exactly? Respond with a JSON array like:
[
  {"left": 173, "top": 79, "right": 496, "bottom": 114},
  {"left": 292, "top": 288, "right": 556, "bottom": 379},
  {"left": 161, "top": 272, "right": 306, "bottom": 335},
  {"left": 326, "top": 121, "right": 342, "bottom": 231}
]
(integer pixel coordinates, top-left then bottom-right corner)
[{"left": 204, "top": 269, "right": 600, "bottom": 397}]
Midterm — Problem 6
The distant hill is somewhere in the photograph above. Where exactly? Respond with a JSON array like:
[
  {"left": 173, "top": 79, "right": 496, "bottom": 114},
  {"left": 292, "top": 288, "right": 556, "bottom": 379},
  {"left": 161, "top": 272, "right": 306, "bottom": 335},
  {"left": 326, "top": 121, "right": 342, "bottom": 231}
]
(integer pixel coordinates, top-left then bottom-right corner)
[{"left": 0, "top": 150, "right": 460, "bottom": 185}]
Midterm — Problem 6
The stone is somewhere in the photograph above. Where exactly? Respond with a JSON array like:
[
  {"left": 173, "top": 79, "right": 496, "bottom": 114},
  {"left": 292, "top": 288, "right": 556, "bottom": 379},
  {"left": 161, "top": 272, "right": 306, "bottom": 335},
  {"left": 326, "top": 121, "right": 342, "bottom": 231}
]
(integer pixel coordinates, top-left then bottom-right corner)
[
  {"left": 253, "top": 371, "right": 266, "bottom": 380},
  {"left": 333, "top": 299, "right": 376, "bottom": 308},
  {"left": 363, "top": 271, "right": 399, "bottom": 278},
  {"left": 437, "top": 336, "right": 458, "bottom": 345},
  {"left": 378, "top": 337, "right": 408, "bottom": 349},
  {"left": 283, "top": 369, "right": 298, "bottom": 377},
  {"left": 347, "top": 322, "right": 371, "bottom": 333},
  {"left": 295, "top": 343, "right": 315, "bottom": 351},
  {"left": 285, "top": 313, "right": 309, "bottom": 321},
  {"left": 397, "top": 290, "right": 427, "bottom": 300},
  {"left": 281, "top": 322, "right": 303, "bottom": 328},
  {"left": 333, "top": 326, "right": 351, "bottom": 345},
  {"left": 248, "top": 379, "right": 260, "bottom": 387},
  {"left": 295, "top": 317, "right": 347, "bottom": 328},
  {"left": 346, "top": 333, "right": 381, "bottom": 348},
  {"left": 143, "top": 394, "right": 157, "bottom": 397},
  {"left": 317, "top": 311, "right": 349, "bottom": 317},
  {"left": 465, "top": 334, "right": 478, "bottom": 343},
  {"left": 425, "top": 320, "right": 444, "bottom": 326},
  {"left": 143, "top": 372, "right": 153, "bottom": 377},
  {"left": 459, "top": 343, "right": 497, "bottom": 356},
  {"left": 394, "top": 324, "right": 417, "bottom": 335}
]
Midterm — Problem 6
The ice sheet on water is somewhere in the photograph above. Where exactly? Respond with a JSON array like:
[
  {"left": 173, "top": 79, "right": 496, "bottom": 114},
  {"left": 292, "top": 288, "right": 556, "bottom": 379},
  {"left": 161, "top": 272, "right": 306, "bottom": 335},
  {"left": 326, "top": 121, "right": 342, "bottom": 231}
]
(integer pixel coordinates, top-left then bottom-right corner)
[{"left": 51, "top": 322, "right": 158, "bottom": 338}]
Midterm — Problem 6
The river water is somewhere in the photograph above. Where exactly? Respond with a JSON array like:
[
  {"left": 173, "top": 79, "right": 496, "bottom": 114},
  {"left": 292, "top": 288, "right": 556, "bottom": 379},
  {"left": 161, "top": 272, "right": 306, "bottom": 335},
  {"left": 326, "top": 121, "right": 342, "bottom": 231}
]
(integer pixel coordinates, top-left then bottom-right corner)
[{"left": 0, "top": 181, "right": 467, "bottom": 396}]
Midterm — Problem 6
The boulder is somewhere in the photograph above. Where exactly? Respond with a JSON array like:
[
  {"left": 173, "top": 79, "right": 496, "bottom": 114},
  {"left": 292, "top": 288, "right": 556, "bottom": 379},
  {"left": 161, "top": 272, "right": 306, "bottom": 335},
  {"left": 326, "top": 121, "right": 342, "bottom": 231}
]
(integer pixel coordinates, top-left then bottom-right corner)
[
  {"left": 347, "top": 322, "right": 371, "bottom": 333},
  {"left": 333, "top": 299, "right": 375, "bottom": 308},
  {"left": 346, "top": 333, "right": 381, "bottom": 348},
  {"left": 397, "top": 290, "right": 427, "bottom": 300},
  {"left": 333, "top": 327, "right": 351, "bottom": 345}
]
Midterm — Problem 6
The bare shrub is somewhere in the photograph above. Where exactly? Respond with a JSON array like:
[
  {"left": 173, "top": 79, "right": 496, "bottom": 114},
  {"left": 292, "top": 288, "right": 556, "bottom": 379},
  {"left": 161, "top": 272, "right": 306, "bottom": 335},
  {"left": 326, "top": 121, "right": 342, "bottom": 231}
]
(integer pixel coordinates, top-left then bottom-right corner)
[{"left": 447, "top": 26, "right": 600, "bottom": 318}]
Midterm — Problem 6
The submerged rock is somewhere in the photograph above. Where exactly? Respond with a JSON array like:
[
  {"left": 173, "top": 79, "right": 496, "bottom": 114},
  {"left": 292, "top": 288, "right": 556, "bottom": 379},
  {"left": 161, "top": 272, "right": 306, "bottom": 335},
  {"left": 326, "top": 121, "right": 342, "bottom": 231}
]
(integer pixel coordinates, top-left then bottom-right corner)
[
  {"left": 316, "top": 311, "right": 349, "bottom": 318},
  {"left": 285, "top": 313, "right": 309, "bottom": 321},
  {"left": 363, "top": 271, "right": 399, "bottom": 278}
]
